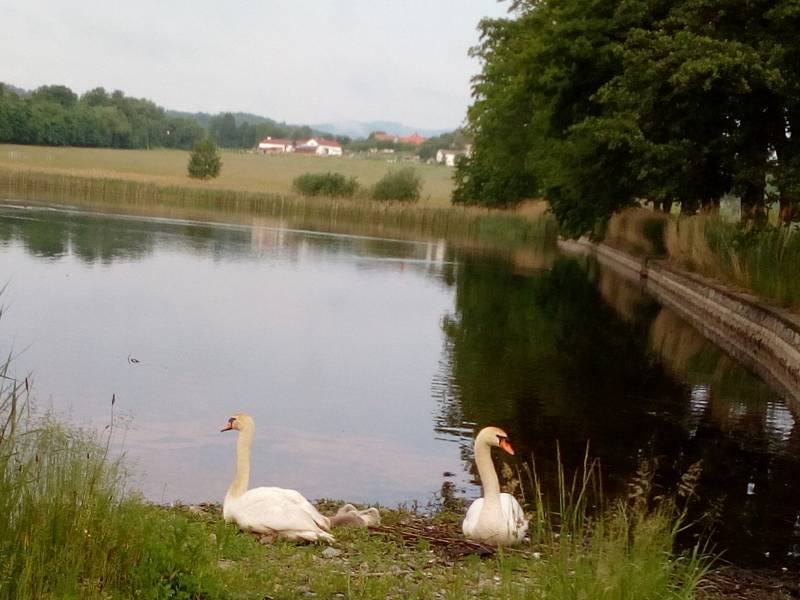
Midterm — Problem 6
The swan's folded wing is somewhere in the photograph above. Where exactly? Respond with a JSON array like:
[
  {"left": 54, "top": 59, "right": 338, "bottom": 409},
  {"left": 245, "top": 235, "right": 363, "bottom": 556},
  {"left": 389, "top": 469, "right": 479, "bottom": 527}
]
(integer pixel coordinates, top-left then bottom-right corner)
[
  {"left": 462, "top": 498, "right": 484, "bottom": 537},
  {"left": 234, "top": 487, "right": 330, "bottom": 533},
  {"left": 500, "top": 493, "right": 529, "bottom": 540},
  {"left": 273, "top": 487, "right": 331, "bottom": 530}
]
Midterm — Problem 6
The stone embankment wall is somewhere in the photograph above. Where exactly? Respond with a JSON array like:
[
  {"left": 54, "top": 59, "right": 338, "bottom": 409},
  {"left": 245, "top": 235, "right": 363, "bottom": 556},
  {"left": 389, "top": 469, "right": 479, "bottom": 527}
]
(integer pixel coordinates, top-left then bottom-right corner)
[{"left": 558, "top": 239, "right": 800, "bottom": 406}]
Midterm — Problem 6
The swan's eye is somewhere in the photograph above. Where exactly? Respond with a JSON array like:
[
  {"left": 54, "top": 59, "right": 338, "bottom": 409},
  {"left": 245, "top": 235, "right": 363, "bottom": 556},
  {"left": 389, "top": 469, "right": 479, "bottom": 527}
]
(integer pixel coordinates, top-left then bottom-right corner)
[
  {"left": 228, "top": 418, "right": 236, "bottom": 425},
  {"left": 497, "top": 435, "right": 515, "bottom": 455}
]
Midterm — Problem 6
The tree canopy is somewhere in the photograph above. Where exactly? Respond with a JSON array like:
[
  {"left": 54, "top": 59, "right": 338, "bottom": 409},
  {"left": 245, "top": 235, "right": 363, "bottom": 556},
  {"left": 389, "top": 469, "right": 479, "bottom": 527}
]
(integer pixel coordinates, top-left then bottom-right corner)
[
  {"left": 187, "top": 137, "right": 222, "bottom": 180},
  {"left": 454, "top": 0, "right": 800, "bottom": 235}
]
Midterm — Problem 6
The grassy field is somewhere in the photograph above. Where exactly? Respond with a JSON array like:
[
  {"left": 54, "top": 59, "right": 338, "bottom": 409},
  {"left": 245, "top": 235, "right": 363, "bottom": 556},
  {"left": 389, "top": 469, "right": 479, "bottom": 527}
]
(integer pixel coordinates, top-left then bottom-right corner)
[{"left": 0, "top": 144, "right": 456, "bottom": 207}]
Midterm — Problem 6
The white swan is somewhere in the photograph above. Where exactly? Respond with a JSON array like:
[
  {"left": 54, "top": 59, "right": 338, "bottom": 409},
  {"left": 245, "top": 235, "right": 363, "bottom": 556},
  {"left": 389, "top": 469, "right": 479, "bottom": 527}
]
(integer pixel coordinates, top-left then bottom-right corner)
[
  {"left": 220, "top": 413, "right": 334, "bottom": 542},
  {"left": 462, "top": 426, "right": 528, "bottom": 545}
]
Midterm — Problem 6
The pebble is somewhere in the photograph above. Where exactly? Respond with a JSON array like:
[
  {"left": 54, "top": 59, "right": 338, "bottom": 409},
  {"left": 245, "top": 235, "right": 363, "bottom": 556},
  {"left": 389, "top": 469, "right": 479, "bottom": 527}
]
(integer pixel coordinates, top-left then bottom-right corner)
[{"left": 321, "top": 547, "right": 343, "bottom": 559}]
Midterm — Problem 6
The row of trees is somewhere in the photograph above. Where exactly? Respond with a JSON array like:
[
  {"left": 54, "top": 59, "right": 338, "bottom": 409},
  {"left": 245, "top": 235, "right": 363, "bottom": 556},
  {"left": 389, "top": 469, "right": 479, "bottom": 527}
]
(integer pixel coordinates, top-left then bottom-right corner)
[
  {"left": 454, "top": 0, "right": 800, "bottom": 235},
  {"left": 0, "top": 83, "right": 344, "bottom": 151},
  {"left": 0, "top": 84, "right": 205, "bottom": 149}
]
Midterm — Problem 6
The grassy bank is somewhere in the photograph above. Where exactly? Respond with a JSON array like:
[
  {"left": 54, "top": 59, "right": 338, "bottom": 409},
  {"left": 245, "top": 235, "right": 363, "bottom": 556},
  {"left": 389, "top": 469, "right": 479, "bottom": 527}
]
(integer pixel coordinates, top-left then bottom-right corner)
[
  {"left": 0, "top": 168, "right": 557, "bottom": 252},
  {"left": 1, "top": 376, "right": 716, "bottom": 598},
  {"left": 0, "top": 144, "right": 455, "bottom": 208},
  {"left": 603, "top": 208, "right": 800, "bottom": 311}
]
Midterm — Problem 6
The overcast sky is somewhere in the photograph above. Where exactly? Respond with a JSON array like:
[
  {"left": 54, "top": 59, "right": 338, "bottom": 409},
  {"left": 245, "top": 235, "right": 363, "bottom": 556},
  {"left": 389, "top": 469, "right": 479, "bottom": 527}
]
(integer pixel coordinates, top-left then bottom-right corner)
[{"left": 0, "top": 1, "right": 508, "bottom": 130}]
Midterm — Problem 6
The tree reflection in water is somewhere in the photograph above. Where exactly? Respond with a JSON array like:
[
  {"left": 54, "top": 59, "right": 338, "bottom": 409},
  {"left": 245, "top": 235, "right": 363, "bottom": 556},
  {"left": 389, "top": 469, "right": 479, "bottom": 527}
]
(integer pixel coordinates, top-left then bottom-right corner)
[{"left": 437, "top": 253, "right": 800, "bottom": 566}]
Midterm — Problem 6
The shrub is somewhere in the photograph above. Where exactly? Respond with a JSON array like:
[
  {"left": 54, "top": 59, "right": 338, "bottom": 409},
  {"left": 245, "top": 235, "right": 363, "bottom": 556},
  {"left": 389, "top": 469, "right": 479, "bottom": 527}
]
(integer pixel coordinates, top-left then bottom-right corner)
[
  {"left": 371, "top": 167, "right": 422, "bottom": 202},
  {"left": 187, "top": 137, "right": 222, "bottom": 180},
  {"left": 292, "top": 172, "right": 359, "bottom": 198}
]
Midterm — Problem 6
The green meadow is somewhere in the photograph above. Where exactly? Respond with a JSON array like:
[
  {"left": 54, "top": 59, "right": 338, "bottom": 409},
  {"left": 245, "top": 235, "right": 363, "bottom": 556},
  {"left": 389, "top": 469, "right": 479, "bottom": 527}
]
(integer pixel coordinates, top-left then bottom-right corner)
[{"left": 0, "top": 144, "right": 455, "bottom": 207}]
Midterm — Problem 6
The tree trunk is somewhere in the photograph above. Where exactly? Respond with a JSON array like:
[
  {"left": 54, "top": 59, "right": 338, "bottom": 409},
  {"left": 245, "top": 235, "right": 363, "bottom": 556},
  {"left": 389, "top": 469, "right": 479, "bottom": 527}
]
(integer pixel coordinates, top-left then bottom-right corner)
[
  {"left": 740, "top": 183, "right": 767, "bottom": 229},
  {"left": 779, "top": 196, "right": 796, "bottom": 226}
]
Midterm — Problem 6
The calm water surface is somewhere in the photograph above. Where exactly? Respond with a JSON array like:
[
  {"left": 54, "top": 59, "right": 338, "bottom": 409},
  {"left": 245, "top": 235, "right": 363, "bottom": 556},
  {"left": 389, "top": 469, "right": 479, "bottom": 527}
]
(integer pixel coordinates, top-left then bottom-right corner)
[{"left": 0, "top": 201, "right": 799, "bottom": 566}]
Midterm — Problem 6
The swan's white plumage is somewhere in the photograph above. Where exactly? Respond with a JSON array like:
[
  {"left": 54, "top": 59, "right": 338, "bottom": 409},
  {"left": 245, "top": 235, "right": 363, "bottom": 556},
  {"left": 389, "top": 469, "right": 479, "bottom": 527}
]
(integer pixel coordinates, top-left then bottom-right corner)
[
  {"left": 223, "top": 487, "right": 333, "bottom": 542},
  {"left": 462, "top": 493, "right": 528, "bottom": 545},
  {"left": 221, "top": 413, "right": 334, "bottom": 542},
  {"left": 462, "top": 426, "right": 529, "bottom": 546}
]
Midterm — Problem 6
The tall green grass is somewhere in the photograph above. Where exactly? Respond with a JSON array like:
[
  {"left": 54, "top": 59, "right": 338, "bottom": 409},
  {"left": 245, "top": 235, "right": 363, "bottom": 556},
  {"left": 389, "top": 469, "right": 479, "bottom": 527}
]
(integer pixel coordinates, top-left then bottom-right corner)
[
  {"left": 513, "top": 447, "right": 712, "bottom": 599},
  {"left": 604, "top": 207, "right": 800, "bottom": 310},
  {"left": 0, "top": 366, "right": 232, "bottom": 599},
  {"left": 666, "top": 216, "right": 800, "bottom": 309}
]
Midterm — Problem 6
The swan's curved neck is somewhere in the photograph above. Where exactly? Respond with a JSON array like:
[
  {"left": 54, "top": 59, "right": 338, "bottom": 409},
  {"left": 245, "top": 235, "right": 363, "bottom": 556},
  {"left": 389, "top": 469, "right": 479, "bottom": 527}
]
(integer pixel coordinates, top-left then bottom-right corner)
[
  {"left": 228, "top": 423, "right": 253, "bottom": 499},
  {"left": 475, "top": 437, "right": 500, "bottom": 504}
]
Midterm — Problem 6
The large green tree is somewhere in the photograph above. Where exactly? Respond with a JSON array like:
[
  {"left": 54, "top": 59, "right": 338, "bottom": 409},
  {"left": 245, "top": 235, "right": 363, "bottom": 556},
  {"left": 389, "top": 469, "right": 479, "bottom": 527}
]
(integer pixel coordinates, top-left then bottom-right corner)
[{"left": 455, "top": 0, "right": 800, "bottom": 234}]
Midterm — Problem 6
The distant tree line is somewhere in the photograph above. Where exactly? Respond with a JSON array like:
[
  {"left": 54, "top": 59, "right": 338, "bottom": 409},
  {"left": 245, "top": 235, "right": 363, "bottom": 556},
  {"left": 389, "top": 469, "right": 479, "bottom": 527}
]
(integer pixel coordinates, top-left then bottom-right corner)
[
  {"left": 0, "top": 84, "right": 205, "bottom": 149},
  {"left": 345, "top": 130, "right": 471, "bottom": 159},
  {"left": 454, "top": 0, "right": 800, "bottom": 235},
  {"left": 0, "top": 82, "right": 341, "bottom": 151}
]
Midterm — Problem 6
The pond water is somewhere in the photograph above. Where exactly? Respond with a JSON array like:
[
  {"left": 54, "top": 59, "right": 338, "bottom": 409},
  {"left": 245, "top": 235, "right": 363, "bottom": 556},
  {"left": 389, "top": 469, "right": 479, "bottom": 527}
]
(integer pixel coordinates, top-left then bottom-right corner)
[{"left": 0, "top": 201, "right": 799, "bottom": 567}]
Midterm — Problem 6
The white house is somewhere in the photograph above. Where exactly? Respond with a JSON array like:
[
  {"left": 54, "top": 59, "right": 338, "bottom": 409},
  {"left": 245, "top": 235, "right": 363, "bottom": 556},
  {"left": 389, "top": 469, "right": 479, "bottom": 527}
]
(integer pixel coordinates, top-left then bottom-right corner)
[
  {"left": 257, "top": 137, "right": 294, "bottom": 153},
  {"left": 295, "top": 137, "right": 343, "bottom": 156},
  {"left": 436, "top": 149, "right": 464, "bottom": 167}
]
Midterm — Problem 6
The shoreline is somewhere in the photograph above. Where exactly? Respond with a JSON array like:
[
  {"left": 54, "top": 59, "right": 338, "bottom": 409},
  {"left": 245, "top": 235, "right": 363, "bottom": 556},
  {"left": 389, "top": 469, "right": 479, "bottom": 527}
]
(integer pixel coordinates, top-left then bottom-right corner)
[{"left": 559, "top": 238, "right": 800, "bottom": 408}]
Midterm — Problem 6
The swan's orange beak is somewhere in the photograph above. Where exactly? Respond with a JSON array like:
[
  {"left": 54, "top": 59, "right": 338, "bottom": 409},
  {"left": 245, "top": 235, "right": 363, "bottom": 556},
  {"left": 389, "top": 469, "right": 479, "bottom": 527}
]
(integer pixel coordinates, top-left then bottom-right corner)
[
  {"left": 220, "top": 418, "right": 235, "bottom": 432},
  {"left": 499, "top": 438, "right": 515, "bottom": 455}
]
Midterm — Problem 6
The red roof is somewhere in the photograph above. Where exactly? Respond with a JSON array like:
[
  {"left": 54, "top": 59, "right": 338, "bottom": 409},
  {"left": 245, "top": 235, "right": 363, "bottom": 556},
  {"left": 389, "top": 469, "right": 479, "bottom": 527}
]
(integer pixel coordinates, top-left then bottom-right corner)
[
  {"left": 316, "top": 138, "right": 341, "bottom": 147},
  {"left": 399, "top": 133, "right": 426, "bottom": 145},
  {"left": 372, "top": 132, "right": 396, "bottom": 142},
  {"left": 294, "top": 137, "right": 340, "bottom": 148},
  {"left": 258, "top": 138, "right": 291, "bottom": 146}
]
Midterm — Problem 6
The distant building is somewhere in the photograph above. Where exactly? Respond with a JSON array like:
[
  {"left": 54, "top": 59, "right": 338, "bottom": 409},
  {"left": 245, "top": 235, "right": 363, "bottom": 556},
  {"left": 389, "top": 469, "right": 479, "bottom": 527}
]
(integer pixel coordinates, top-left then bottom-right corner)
[
  {"left": 371, "top": 131, "right": 427, "bottom": 145},
  {"left": 294, "top": 137, "right": 343, "bottom": 156},
  {"left": 436, "top": 149, "right": 465, "bottom": 167},
  {"left": 371, "top": 131, "right": 398, "bottom": 143},
  {"left": 399, "top": 133, "right": 426, "bottom": 145},
  {"left": 257, "top": 137, "right": 294, "bottom": 153}
]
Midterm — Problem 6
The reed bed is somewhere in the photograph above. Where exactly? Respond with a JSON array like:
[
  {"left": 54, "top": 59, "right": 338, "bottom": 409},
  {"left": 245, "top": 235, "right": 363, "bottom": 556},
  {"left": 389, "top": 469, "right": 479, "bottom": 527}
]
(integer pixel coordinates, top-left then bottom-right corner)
[
  {"left": 510, "top": 447, "right": 712, "bottom": 599},
  {"left": 604, "top": 207, "right": 800, "bottom": 310},
  {"left": 603, "top": 207, "right": 669, "bottom": 256},
  {"left": 0, "top": 168, "right": 558, "bottom": 251},
  {"left": 666, "top": 216, "right": 800, "bottom": 310},
  {"left": 0, "top": 370, "right": 233, "bottom": 599}
]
